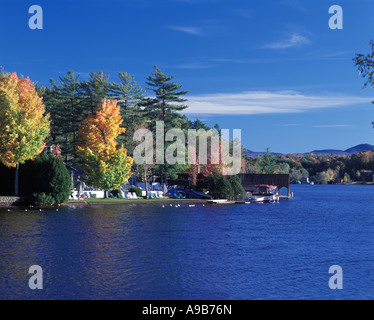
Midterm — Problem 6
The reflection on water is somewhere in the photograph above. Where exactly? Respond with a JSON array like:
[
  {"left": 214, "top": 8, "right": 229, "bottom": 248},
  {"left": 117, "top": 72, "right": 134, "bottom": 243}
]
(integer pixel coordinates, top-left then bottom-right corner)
[{"left": 1, "top": 185, "right": 374, "bottom": 299}]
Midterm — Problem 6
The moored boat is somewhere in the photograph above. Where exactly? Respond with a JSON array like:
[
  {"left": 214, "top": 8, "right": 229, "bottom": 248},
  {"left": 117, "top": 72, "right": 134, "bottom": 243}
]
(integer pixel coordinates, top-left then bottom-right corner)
[{"left": 246, "top": 185, "right": 279, "bottom": 203}]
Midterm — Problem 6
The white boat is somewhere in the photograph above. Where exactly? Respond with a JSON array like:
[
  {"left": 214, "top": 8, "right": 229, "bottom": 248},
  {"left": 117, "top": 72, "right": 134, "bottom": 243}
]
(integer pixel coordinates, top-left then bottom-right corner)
[
  {"left": 247, "top": 185, "right": 279, "bottom": 203},
  {"left": 250, "top": 196, "right": 265, "bottom": 203}
]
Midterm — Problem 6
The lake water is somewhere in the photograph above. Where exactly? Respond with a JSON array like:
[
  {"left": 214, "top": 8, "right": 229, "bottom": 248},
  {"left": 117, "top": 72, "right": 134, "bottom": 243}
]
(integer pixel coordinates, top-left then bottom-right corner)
[{"left": 1, "top": 184, "right": 374, "bottom": 300}]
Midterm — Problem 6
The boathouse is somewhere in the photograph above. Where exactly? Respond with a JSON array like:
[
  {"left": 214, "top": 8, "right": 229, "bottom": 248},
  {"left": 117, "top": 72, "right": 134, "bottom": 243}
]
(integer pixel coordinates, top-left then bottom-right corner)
[{"left": 238, "top": 174, "right": 291, "bottom": 197}]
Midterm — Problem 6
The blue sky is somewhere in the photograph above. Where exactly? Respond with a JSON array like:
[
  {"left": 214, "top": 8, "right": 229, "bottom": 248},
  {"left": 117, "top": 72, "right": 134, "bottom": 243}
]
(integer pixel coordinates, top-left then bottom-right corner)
[{"left": 0, "top": 0, "right": 373, "bottom": 153}]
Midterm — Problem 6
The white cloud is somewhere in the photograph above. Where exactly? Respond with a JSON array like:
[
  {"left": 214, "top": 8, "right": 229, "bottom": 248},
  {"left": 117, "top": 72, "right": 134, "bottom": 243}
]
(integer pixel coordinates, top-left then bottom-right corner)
[
  {"left": 173, "top": 62, "right": 213, "bottom": 69},
  {"left": 262, "top": 32, "right": 311, "bottom": 49},
  {"left": 168, "top": 26, "right": 203, "bottom": 36},
  {"left": 182, "top": 91, "right": 371, "bottom": 115}
]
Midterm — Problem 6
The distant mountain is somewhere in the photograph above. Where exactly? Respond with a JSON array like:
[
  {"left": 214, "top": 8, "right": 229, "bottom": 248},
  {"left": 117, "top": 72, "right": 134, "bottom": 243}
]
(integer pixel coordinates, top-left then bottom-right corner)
[
  {"left": 308, "top": 149, "right": 347, "bottom": 155},
  {"left": 309, "top": 144, "right": 374, "bottom": 156},
  {"left": 344, "top": 144, "right": 374, "bottom": 154},
  {"left": 245, "top": 144, "right": 374, "bottom": 158}
]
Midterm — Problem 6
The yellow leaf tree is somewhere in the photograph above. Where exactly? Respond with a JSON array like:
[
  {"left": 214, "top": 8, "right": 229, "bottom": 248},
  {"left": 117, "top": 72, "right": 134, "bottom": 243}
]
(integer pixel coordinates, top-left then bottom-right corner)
[
  {"left": 0, "top": 72, "right": 50, "bottom": 195},
  {"left": 77, "top": 99, "right": 133, "bottom": 196}
]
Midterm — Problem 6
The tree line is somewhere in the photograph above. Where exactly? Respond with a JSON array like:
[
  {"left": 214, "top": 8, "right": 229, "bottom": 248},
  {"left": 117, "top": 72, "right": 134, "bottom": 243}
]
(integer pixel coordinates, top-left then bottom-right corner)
[
  {"left": 244, "top": 149, "right": 374, "bottom": 184},
  {"left": 37, "top": 66, "right": 226, "bottom": 184},
  {"left": 0, "top": 65, "right": 235, "bottom": 200}
]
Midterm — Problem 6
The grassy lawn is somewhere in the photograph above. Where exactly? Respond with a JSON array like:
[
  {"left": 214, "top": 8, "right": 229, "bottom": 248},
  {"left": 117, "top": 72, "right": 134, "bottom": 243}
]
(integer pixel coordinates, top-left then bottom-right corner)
[{"left": 66, "top": 198, "right": 202, "bottom": 204}]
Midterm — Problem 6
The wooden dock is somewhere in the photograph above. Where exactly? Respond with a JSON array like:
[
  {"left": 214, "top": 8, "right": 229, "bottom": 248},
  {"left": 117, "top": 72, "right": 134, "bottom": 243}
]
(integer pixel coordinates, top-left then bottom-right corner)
[
  {"left": 207, "top": 199, "right": 251, "bottom": 205},
  {"left": 207, "top": 199, "right": 230, "bottom": 204}
]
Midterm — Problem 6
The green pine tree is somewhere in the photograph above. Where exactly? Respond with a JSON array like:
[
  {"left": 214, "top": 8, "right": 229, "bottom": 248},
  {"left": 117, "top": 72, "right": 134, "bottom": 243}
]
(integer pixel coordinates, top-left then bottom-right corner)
[
  {"left": 142, "top": 66, "right": 188, "bottom": 183},
  {"left": 110, "top": 72, "right": 147, "bottom": 156},
  {"left": 143, "top": 65, "right": 188, "bottom": 129},
  {"left": 83, "top": 71, "right": 111, "bottom": 113},
  {"left": 42, "top": 71, "right": 88, "bottom": 162}
]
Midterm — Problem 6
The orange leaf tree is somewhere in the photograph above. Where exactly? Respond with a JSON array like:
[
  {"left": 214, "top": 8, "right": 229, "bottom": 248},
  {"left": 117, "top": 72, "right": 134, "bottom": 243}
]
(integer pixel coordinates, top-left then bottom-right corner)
[
  {"left": 0, "top": 72, "right": 50, "bottom": 195},
  {"left": 77, "top": 99, "right": 133, "bottom": 194}
]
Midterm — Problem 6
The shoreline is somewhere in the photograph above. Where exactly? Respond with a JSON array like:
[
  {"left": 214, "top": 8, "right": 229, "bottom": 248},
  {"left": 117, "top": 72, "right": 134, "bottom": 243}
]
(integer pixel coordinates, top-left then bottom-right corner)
[
  {"left": 62, "top": 199, "right": 210, "bottom": 206},
  {"left": 1, "top": 182, "right": 372, "bottom": 207}
]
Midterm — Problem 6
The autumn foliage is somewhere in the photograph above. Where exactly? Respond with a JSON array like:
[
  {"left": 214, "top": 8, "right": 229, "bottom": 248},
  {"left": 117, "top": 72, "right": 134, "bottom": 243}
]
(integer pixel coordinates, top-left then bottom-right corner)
[
  {"left": 187, "top": 141, "right": 227, "bottom": 185},
  {"left": 0, "top": 73, "right": 50, "bottom": 167},
  {"left": 77, "top": 99, "right": 133, "bottom": 191}
]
